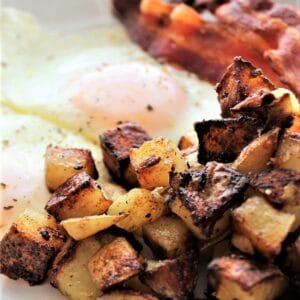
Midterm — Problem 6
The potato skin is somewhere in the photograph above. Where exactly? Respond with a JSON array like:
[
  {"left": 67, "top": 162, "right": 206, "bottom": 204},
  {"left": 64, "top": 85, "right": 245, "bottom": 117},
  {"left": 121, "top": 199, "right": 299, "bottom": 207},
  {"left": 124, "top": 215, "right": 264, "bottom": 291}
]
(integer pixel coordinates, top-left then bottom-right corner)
[
  {"left": 141, "top": 251, "right": 199, "bottom": 300},
  {"left": 100, "top": 122, "right": 150, "bottom": 186},
  {"left": 88, "top": 237, "right": 144, "bottom": 290},
  {"left": 45, "top": 172, "right": 112, "bottom": 221}
]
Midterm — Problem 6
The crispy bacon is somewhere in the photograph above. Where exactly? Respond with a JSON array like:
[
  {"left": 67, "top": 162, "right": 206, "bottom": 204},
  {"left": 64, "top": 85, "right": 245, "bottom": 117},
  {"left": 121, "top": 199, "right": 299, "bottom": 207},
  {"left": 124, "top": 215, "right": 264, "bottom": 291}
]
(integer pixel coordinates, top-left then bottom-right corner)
[{"left": 113, "top": 0, "right": 300, "bottom": 98}]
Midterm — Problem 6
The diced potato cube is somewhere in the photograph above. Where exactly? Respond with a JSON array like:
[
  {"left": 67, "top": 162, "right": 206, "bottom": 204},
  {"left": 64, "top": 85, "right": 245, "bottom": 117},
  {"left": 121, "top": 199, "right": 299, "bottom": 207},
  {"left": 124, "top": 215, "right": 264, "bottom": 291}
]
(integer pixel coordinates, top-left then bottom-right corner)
[
  {"left": 45, "top": 145, "right": 98, "bottom": 192},
  {"left": 231, "top": 233, "right": 255, "bottom": 255},
  {"left": 169, "top": 162, "right": 248, "bottom": 240},
  {"left": 107, "top": 188, "right": 166, "bottom": 232},
  {"left": 207, "top": 256, "right": 287, "bottom": 300},
  {"left": 178, "top": 130, "right": 198, "bottom": 151},
  {"left": 140, "top": 251, "right": 198, "bottom": 300},
  {"left": 232, "top": 196, "right": 295, "bottom": 259},
  {"left": 130, "top": 137, "right": 187, "bottom": 189},
  {"left": 88, "top": 237, "right": 144, "bottom": 290},
  {"left": 100, "top": 122, "right": 150, "bottom": 186},
  {"left": 45, "top": 173, "right": 112, "bottom": 221},
  {"left": 98, "top": 290, "right": 158, "bottom": 300},
  {"left": 142, "top": 216, "right": 194, "bottom": 258},
  {"left": 0, "top": 209, "right": 66, "bottom": 285},
  {"left": 49, "top": 236, "right": 103, "bottom": 300},
  {"left": 232, "top": 128, "right": 279, "bottom": 174},
  {"left": 61, "top": 214, "right": 127, "bottom": 241}
]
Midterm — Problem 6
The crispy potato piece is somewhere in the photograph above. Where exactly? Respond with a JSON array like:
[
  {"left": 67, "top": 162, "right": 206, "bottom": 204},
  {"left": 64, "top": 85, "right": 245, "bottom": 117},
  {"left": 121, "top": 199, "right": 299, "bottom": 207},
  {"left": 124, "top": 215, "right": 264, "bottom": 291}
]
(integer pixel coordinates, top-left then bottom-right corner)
[
  {"left": 61, "top": 214, "right": 127, "bottom": 241},
  {"left": 195, "top": 117, "right": 261, "bottom": 164},
  {"left": 232, "top": 195, "right": 295, "bottom": 259},
  {"left": 232, "top": 128, "right": 279, "bottom": 174},
  {"left": 142, "top": 215, "right": 194, "bottom": 258},
  {"left": 50, "top": 236, "right": 103, "bottom": 300},
  {"left": 45, "top": 173, "right": 112, "bottom": 221},
  {"left": 98, "top": 290, "right": 158, "bottom": 300},
  {"left": 178, "top": 130, "right": 198, "bottom": 151},
  {"left": 45, "top": 145, "right": 98, "bottom": 192},
  {"left": 169, "top": 162, "right": 248, "bottom": 240},
  {"left": 107, "top": 188, "right": 165, "bottom": 233},
  {"left": 88, "top": 237, "right": 144, "bottom": 290},
  {"left": 130, "top": 137, "right": 187, "bottom": 189},
  {"left": 140, "top": 251, "right": 198, "bottom": 300},
  {"left": 0, "top": 209, "right": 65, "bottom": 285},
  {"left": 216, "top": 56, "right": 274, "bottom": 118},
  {"left": 100, "top": 122, "right": 150, "bottom": 186},
  {"left": 274, "top": 132, "right": 300, "bottom": 172},
  {"left": 231, "top": 233, "right": 255, "bottom": 255},
  {"left": 207, "top": 256, "right": 288, "bottom": 300}
]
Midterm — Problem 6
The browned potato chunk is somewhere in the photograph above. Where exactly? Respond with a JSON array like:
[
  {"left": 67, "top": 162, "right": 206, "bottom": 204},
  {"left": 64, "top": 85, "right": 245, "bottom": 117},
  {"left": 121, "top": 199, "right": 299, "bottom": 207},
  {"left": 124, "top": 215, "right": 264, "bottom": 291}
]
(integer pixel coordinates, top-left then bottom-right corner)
[
  {"left": 178, "top": 130, "right": 198, "bottom": 151},
  {"left": 88, "top": 237, "right": 144, "bottom": 290},
  {"left": 207, "top": 256, "right": 288, "bottom": 300},
  {"left": 195, "top": 117, "right": 261, "bottom": 164},
  {"left": 169, "top": 162, "right": 248, "bottom": 240},
  {"left": 100, "top": 122, "right": 150, "bottom": 186},
  {"left": 140, "top": 251, "right": 198, "bottom": 300},
  {"left": 216, "top": 56, "right": 274, "bottom": 118},
  {"left": 0, "top": 209, "right": 66, "bottom": 285},
  {"left": 50, "top": 237, "right": 103, "bottom": 300},
  {"left": 130, "top": 137, "right": 187, "bottom": 189},
  {"left": 232, "top": 195, "right": 295, "bottom": 259},
  {"left": 142, "top": 215, "right": 194, "bottom": 258},
  {"left": 274, "top": 132, "right": 300, "bottom": 172},
  {"left": 231, "top": 233, "right": 255, "bottom": 255},
  {"left": 45, "top": 145, "right": 98, "bottom": 192},
  {"left": 232, "top": 128, "right": 279, "bottom": 174},
  {"left": 45, "top": 173, "right": 112, "bottom": 221},
  {"left": 98, "top": 290, "right": 158, "bottom": 300}
]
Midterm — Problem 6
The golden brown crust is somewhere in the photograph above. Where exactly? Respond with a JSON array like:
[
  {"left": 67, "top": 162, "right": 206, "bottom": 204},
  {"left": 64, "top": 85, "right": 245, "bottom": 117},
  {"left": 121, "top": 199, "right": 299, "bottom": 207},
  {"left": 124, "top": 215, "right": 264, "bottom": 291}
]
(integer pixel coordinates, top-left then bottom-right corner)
[
  {"left": 45, "top": 172, "right": 112, "bottom": 221},
  {"left": 100, "top": 122, "right": 150, "bottom": 186},
  {"left": 140, "top": 251, "right": 199, "bottom": 300},
  {"left": 195, "top": 117, "right": 262, "bottom": 164},
  {"left": 88, "top": 237, "right": 144, "bottom": 290}
]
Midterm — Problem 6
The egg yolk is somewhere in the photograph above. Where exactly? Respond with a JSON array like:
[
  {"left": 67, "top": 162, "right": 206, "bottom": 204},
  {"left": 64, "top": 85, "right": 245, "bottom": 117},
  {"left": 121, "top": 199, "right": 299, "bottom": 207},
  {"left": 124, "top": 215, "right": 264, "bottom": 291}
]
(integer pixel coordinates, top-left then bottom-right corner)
[{"left": 69, "top": 63, "right": 187, "bottom": 134}]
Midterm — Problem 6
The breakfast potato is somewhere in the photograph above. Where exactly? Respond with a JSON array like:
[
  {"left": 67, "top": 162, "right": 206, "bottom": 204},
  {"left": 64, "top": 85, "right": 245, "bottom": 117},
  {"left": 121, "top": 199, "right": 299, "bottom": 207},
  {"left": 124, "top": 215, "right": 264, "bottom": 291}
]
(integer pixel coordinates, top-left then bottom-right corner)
[
  {"left": 140, "top": 251, "right": 198, "bottom": 300},
  {"left": 107, "top": 188, "right": 166, "bottom": 233},
  {"left": 142, "top": 215, "right": 194, "bottom": 258},
  {"left": 207, "top": 256, "right": 288, "bottom": 300},
  {"left": 45, "top": 173, "right": 112, "bottom": 221},
  {"left": 0, "top": 209, "right": 66, "bottom": 285},
  {"left": 195, "top": 117, "right": 261, "bottom": 164},
  {"left": 232, "top": 195, "right": 295, "bottom": 259},
  {"left": 98, "top": 290, "right": 158, "bottom": 300},
  {"left": 231, "top": 233, "right": 255, "bottom": 255},
  {"left": 45, "top": 145, "right": 98, "bottom": 192},
  {"left": 169, "top": 162, "right": 248, "bottom": 240},
  {"left": 274, "top": 132, "right": 300, "bottom": 172},
  {"left": 178, "top": 130, "right": 198, "bottom": 151},
  {"left": 232, "top": 128, "right": 279, "bottom": 174},
  {"left": 61, "top": 214, "right": 127, "bottom": 241},
  {"left": 130, "top": 137, "right": 187, "bottom": 189},
  {"left": 100, "top": 122, "right": 151, "bottom": 186},
  {"left": 88, "top": 237, "right": 144, "bottom": 290},
  {"left": 49, "top": 236, "right": 103, "bottom": 300}
]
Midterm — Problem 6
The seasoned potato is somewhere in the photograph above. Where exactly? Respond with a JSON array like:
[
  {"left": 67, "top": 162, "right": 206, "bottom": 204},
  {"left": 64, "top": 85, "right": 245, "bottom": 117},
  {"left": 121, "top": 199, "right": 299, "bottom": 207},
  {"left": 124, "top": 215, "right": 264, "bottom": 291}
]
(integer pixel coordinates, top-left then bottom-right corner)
[
  {"left": 88, "top": 237, "right": 144, "bottom": 290},
  {"left": 195, "top": 117, "right": 261, "bottom": 164},
  {"left": 61, "top": 214, "right": 127, "bottom": 241},
  {"left": 130, "top": 137, "right": 187, "bottom": 189},
  {"left": 98, "top": 290, "right": 158, "bottom": 300},
  {"left": 45, "top": 145, "right": 98, "bottom": 192},
  {"left": 140, "top": 251, "right": 198, "bottom": 300},
  {"left": 207, "top": 256, "right": 288, "bottom": 300},
  {"left": 231, "top": 233, "right": 255, "bottom": 255},
  {"left": 100, "top": 122, "right": 150, "bottom": 186},
  {"left": 0, "top": 209, "right": 65, "bottom": 285},
  {"left": 178, "top": 130, "right": 198, "bottom": 151},
  {"left": 169, "top": 163, "right": 248, "bottom": 240},
  {"left": 232, "top": 128, "right": 279, "bottom": 174},
  {"left": 45, "top": 173, "right": 112, "bottom": 221},
  {"left": 232, "top": 196, "right": 295, "bottom": 259},
  {"left": 142, "top": 215, "right": 194, "bottom": 258},
  {"left": 50, "top": 236, "right": 103, "bottom": 300},
  {"left": 274, "top": 132, "right": 300, "bottom": 172},
  {"left": 107, "top": 188, "right": 166, "bottom": 232}
]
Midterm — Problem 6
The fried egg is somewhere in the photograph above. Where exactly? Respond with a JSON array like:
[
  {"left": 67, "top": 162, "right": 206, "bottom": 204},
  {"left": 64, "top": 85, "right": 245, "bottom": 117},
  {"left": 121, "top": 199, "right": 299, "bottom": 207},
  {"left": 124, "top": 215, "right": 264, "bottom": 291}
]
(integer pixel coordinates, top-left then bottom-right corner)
[{"left": 1, "top": 8, "right": 219, "bottom": 144}]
